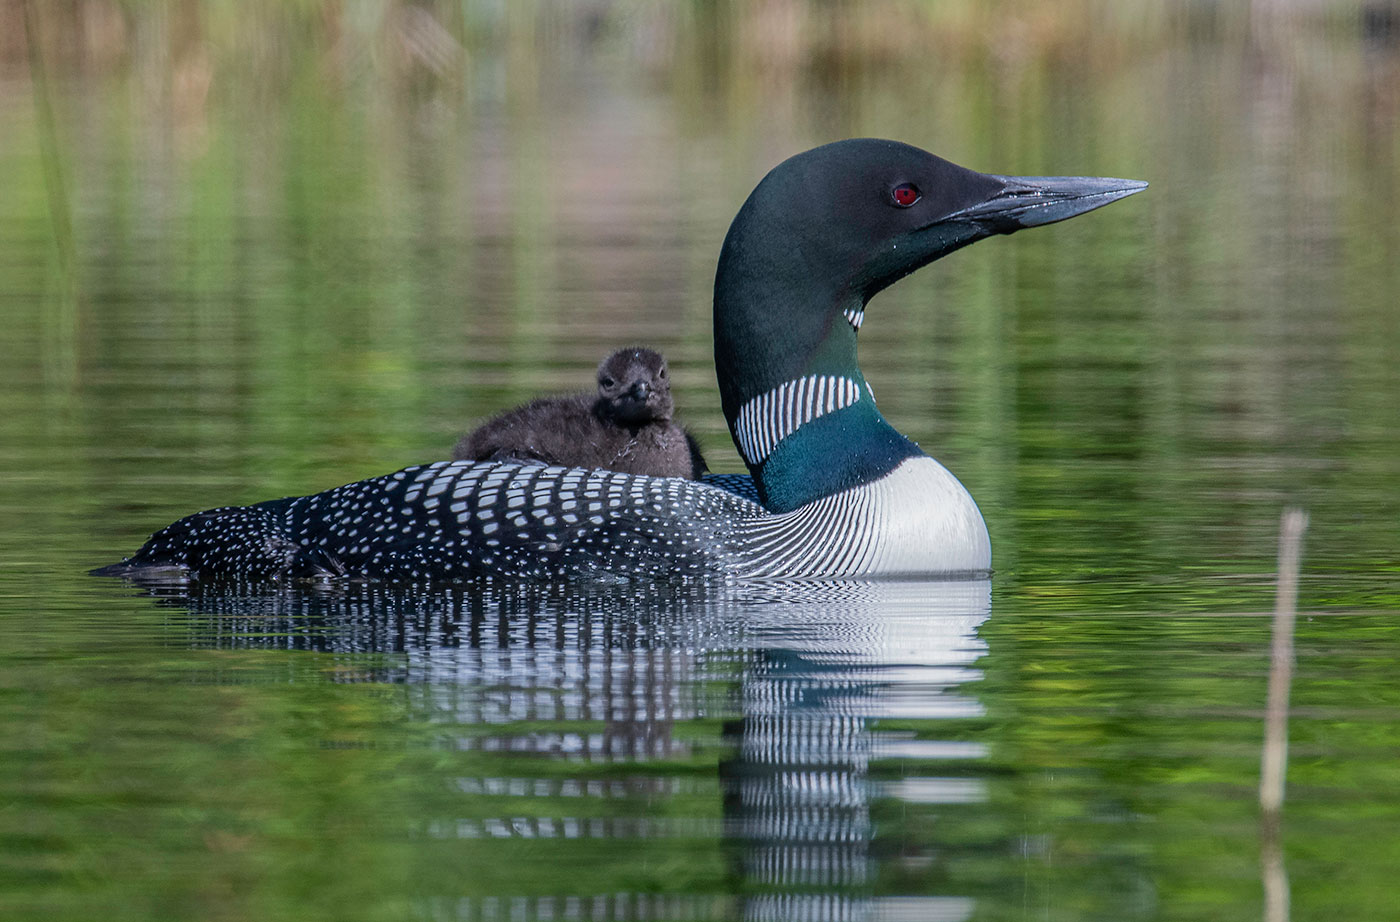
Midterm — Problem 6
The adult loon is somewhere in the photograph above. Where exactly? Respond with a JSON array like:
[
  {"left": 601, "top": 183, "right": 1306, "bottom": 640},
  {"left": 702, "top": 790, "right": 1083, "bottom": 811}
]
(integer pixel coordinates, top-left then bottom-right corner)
[
  {"left": 95, "top": 139, "right": 1144, "bottom": 583},
  {"left": 452, "top": 347, "right": 707, "bottom": 480}
]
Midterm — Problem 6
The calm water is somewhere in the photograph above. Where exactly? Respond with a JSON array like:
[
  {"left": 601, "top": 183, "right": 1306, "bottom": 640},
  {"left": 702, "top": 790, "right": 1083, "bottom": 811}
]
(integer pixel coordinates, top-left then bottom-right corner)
[{"left": 2, "top": 5, "right": 1399, "bottom": 920}]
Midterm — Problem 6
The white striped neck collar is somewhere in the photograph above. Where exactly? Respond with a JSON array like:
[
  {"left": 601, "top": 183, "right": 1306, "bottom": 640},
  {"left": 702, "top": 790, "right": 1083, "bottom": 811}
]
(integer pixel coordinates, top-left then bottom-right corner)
[{"left": 732, "top": 373, "right": 877, "bottom": 467}]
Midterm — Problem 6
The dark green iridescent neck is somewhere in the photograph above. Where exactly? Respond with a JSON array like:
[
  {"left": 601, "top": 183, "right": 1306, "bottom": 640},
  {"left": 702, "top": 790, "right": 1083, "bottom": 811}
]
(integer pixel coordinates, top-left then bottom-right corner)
[{"left": 714, "top": 267, "right": 922, "bottom": 512}]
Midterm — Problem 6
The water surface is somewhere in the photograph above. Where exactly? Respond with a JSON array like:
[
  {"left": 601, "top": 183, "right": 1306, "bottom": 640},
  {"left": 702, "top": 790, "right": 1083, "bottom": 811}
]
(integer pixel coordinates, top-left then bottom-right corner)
[{"left": 2, "top": 5, "right": 1398, "bottom": 920}]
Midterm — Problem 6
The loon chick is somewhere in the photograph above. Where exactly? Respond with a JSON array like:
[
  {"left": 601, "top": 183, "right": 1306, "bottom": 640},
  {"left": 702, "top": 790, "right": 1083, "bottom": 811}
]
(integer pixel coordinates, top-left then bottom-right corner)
[
  {"left": 452, "top": 347, "right": 707, "bottom": 480},
  {"left": 96, "top": 139, "right": 1145, "bottom": 583}
]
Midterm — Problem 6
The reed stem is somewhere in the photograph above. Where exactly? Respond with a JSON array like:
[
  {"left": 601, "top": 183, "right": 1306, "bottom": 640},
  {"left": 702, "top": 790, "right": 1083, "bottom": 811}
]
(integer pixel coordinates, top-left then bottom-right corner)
[{"left": 1260, "top": 507, "right": 1307, "bottom": 922}]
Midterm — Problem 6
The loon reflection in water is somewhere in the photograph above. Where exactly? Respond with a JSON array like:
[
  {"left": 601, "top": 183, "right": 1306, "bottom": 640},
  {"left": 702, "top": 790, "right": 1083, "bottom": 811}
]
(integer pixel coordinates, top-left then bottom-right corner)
[
  {"left": 162, "top": 578, "right": 993, "bottom": 921},
  {"left": 96, "top": 139, "right": 1145, "bottom": 583}
]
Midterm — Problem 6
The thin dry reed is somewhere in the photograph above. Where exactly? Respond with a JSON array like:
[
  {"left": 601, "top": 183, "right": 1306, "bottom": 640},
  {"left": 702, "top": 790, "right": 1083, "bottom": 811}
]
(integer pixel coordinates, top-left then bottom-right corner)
[{"left": 1260, "top": 507, "right": 1307, "bottom": 922}]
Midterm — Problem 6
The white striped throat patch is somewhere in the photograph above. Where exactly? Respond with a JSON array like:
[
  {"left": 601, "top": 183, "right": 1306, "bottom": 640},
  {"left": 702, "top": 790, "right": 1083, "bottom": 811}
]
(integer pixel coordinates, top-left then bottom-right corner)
[
  {"left": 733, "top": 375, "right": 864, "bottom": 466},
  {"left": 842, "top": 307, "right": 864, "bottom": 331}
]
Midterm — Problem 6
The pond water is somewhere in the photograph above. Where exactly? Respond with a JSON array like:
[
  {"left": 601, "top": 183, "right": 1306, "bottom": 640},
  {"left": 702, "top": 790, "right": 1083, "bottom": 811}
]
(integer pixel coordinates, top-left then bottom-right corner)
[{"left": 2, "top": 5, "right": 1398, "bottom": 920}]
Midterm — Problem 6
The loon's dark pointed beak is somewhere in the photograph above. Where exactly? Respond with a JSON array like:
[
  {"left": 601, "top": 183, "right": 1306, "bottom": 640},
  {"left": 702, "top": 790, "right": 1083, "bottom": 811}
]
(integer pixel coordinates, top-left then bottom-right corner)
[
  {"left": 865, "top": 169, "right": 1146, "bottom": 301},
  {"left": 950, "top": 175, "right": 1148, "bottom": 233}
]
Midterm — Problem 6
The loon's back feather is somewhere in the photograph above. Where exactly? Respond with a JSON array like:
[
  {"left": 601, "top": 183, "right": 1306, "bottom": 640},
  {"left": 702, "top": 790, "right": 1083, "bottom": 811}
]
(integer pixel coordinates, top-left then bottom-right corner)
[{"left": 102, "top": 462, "right": 766, "bottom": 583}]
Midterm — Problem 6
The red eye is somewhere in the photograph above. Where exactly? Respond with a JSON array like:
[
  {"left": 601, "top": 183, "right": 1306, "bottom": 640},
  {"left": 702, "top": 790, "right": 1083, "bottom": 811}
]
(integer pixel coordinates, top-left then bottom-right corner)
[{"left": 891, "top": 183, "right": 921, "bottom": 207}]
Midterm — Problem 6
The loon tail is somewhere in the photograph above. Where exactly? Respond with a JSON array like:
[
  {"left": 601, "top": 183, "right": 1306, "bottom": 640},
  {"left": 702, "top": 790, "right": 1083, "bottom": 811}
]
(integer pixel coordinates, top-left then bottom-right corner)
[{"left": 90, "top": 503, "right": 314, "bottom": 582}]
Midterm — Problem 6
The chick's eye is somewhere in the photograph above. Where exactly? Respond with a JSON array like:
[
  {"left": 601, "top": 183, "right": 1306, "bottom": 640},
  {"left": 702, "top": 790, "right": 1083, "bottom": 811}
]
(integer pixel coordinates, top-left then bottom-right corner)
[
  {"left": 600, "top": 377, "right": 614, "bottom": 387},
  {"left": 891, "top": 183, "right": 921, "bottom": 207}
]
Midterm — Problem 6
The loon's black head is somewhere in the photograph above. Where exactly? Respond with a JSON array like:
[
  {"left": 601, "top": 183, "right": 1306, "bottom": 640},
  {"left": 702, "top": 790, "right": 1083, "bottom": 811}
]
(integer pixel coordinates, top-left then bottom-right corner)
[
  {"left": 595, "top": 347, "right": 674, "bottom": 426},
  {"left": 713, "top": 138, "right": 1146, "bottom": 510}
]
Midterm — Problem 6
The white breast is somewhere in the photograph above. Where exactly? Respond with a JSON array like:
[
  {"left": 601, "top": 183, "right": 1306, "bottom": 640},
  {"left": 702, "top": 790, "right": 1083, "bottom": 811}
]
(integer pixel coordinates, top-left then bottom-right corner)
[
  {"left": 730, "top": 456, "right": 991, "bottom": 579},
  {"left": 857, "top": 456, "right": 992, "bottom": 576}
]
